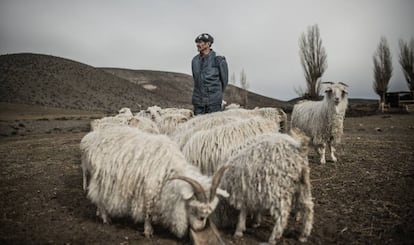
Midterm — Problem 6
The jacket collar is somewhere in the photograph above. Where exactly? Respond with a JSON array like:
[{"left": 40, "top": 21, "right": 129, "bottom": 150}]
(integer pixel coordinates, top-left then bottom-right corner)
[{"left": 199, "top": 49, "right": 214, "bottom": 60}]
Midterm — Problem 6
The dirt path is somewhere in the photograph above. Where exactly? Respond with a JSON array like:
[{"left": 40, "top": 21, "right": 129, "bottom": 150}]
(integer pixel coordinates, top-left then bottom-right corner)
[{"left": 1, "top": 114, "right": 413, "bottom": 244}]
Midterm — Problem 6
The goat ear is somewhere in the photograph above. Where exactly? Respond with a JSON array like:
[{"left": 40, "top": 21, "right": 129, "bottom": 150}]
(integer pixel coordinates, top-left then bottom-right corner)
[
  {"left": 170, "top": 179, "right": 194, "bottom": 200},
  {"left": 171, "top": 176, "right": 207, "bottom": 202},
  {"left": 215, "top": 188, "right": 229, "bottom": 198},
  {"left": 180, "top": 188, "right": 194, "bottom": 200},
  {"left": 128, "top": 118, "right": 140, "bottom": 126},
  {"left": 339, "top": 82, "right": 349, "bottom": 87}
]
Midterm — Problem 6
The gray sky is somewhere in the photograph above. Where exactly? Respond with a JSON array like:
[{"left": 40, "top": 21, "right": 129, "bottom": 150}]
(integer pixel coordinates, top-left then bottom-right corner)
[{"left": 1, "top": 0, "right": 413, "bottom": 100}]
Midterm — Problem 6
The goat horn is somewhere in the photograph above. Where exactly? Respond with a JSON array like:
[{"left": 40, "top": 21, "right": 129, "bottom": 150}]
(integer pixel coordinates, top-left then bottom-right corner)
[
  {"left": 170, "top": 176, "right": 207, "bottom": 203},
  {"left": 321, "top": 81, "right": 334, "bottom": 85},
  {"left": 339, "top": 82, "right": 349, "bottom": 87},
  {"left": 210, "top": 166, "right": 228, "bottom": 202}
]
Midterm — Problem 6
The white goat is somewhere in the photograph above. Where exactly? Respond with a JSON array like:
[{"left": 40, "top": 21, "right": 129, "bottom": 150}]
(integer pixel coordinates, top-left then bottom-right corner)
[
  {"left": 157, "top": 113, "right": 188, "bottom": 135},
  {"left": 136, "top": 106, "right": 193, "bottom": 122},
  {"left": 135, "top": 105, "right": 162, "bottom": 121},
  {"left": 90, "top": 116, "right": 129, "bottom": 131},
  {"left": 182, "top": 117, "right": 280, "bottom": 176},
  {"left": 117, "top": 107, "right": 133, "bottom": 117},
  {"left": 90, "top": 114, "right": 160, "bottom": 133},
  {"left": 135, "top": 106, "right": 192, "bottom": 135},
  {"left": 159, "top": 107, "right": 194, "bottom": 119},
  {"left": 175, "top": 107, "right": 287, "bottom": 134},
  {"left": 224, "top": 103, "right": 241, "bottom": 110},
  {"left": 216, "top": 129, "right": 313, "bottom": 244},
  {"left": 90, "top": 107, "right": 133, "bottom": 131},
  {"left": 127, "top": 116, "right": 160, "bottom": 134},
  {"left": 172, "top": 116, "right": 241, "bottom": 149},
  {"left": 81, "top": 126, "right": 228, "bottom": 239},
  {"left": 291, "top": 82, "right": 348, "bottom": 164}
]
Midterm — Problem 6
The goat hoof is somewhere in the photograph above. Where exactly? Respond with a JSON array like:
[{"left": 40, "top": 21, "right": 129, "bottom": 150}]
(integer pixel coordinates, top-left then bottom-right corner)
[
  {"left": 144, "top": 226, "right": 154, "bottom": 239},
  {"left": 252, "top": 223, "right": 261, "bottom": 228},
  {"left": 144, "top": 231, "right": 153, "bottom": 239},
  {"left": 100, "top": 213, "right": 111, "bottom": 224},
  {"left": 267, "top": 240, "right": 277, "bottom": 245},
  {"left": 295, "top": 213, "right": 302, "bottom": 222},
  {"left": 234, "top": 231, "right": 244, "bottom": 238},
  {"left": 102, "top": 218, "right": 111, "bottom": 224}
]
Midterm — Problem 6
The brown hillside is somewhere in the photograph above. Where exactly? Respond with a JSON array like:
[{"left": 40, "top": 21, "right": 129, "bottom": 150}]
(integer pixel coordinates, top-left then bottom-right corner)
[
  {"left": 0, "top": 53, "right": 185, "bottom": 112},
  {"left": 0, "top": 53, "right": 287, "bottom": 113},
  {"left": 101, "top": 68, "right": 289, "bottom": 110},
  {"left": 0, "top": 53, "right": 378, "bottom": 115},
  {"left": 101, "top": 68, "right": 194, "bottom": 108}
]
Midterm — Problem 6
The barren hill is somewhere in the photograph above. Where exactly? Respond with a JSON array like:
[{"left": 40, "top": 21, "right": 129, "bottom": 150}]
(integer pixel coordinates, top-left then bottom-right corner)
[
  {"left": 0, "top": 52, "right": 379, "bottom": 117},
  {"left": 101, "top": 68, "right": 194, "bottom": 108},
  {"left": 0, "top": 53, "right": 289, "bottom": 113}
]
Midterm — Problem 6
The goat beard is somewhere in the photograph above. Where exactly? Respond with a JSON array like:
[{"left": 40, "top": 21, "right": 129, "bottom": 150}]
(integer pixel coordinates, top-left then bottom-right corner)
[{"left": 189, "top": 218, "right": 226, "bottom": 245}]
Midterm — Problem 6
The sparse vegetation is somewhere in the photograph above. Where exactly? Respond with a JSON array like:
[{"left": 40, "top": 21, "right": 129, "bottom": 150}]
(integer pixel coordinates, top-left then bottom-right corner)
[
  {"left": 299, "top": 24, "right": 328, "bottom": 100},
  {"left": 1, "top": 113, "right": 413, "bottom": 244},
  {"left": 240, "top": 69, "right": 249, "bottom": 107},
  {"left": 226, "top": 72, "right": 240, "bottom": 104},
  {"left": 1, "top": 52, "right": 413, "bottom": 245},
  {"left": 373, "top": 37, "right": 393, "bottom": 111},
  {"left": 399, "top": 38, "right": 414, "bottom": 96}
]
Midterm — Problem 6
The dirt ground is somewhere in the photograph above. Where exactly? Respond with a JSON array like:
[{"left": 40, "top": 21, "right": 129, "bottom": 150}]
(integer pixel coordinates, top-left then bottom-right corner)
[{"left": 1, "top": 113, "right": 413, "bottom": 244}]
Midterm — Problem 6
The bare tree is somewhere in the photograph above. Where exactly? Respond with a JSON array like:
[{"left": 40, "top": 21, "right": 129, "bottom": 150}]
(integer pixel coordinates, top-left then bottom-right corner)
[
  {"left": 399, "top": 38, "right": 414, "bottom": 96},
  {"left": 227, "top": 72, "right": 240, "bottom": 103},
  {"left": 229, "top": 72, "right": 236, "bottom": 85},
  {"left": 299, "top": 24, "right": 328, "bottom": 100},
  {"left": 373, "top": 36, "right": 393, "bottom": 110},
  {"left": 240, "top": 69, "right": 249, "bottom": 107},
  {"left": 293, "top": 84, "right": 307, "bottom": 98}
]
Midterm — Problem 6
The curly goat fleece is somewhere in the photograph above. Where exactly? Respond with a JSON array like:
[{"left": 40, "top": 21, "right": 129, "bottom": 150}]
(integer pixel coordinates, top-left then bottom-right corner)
[
  {"left": 291, "top": 82, "right": 348, "bottom": 164},
  {"left": 159, "top": 108, "right": 194, "bottom": 119},
  {"left": 176, "top": 107, "right": 287, "bottom": 133},
  {"left": 157, "top": 113, "right": 188, "bottom": 135},
  {"left": 172, "top": 116, "right": 241, "bottom": 149},
  {"left": 136, "top": 106, "right": 193, "bottom": 122},
  {"left": 117, "top": 107, "right": 133, "bottom": 117},
  {"left": 172, "top": 107, "right": 287, "bottom": 150},
  {"left": 182, "top": 117, "right": 280, "bottom": 176},
  {"left": 82, "top": 127, "right": 227, "bottom": 238},
  {"left": 81, "top": 126, "right": 151, "bottom": 191},
  {"left": 217, "top": 131, "right": 314, "bottom": 244},
  {"left": 135, "top": 106, "right": 192, "bottom": 135},
  {"left": 90, "top": 116, "right": 130, "bottom": 131},
  {"left": 127, "top": 116, "right": 160, "bottom": 134}
]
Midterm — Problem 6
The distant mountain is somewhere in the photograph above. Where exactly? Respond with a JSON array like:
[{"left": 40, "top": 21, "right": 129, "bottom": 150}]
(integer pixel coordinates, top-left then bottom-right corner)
[
  {"left": 0, "top": 53, "right": 288, "bottom": 113},
  {"left": 0, "top": 53, "right": 377, "bottom": 115}
]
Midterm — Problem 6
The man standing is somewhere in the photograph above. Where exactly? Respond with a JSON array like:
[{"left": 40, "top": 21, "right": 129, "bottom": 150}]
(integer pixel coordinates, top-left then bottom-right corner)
[{"left": 191, "top": 33, "right": 228, "bottom": 115}]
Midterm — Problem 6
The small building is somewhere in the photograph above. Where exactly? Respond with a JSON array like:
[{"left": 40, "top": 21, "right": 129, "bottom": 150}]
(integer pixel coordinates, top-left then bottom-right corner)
[{"left": 384, "top": 91, "right": 414, "bottom": 112}]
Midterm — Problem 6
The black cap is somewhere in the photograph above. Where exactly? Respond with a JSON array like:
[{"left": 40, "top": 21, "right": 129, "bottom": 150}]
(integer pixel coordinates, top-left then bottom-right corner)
[{"left": 195, "top": 33, "right": 214, "bottom": 44}]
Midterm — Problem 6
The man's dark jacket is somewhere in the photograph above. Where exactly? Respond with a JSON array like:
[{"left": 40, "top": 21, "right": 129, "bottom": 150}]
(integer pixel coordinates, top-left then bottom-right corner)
[{"left": 191, "top": 50, "right": 228, "bottom": 106}]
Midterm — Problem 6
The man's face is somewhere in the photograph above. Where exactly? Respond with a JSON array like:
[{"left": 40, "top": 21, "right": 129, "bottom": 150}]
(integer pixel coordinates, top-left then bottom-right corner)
[{"left": 196, "top": 41, "right": 210, "bottom": 52}]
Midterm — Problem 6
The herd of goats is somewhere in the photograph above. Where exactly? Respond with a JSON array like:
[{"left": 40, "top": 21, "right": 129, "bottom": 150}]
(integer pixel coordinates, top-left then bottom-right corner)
[{"left": 80, "top": 81, "right": 349, "bottom": 244}]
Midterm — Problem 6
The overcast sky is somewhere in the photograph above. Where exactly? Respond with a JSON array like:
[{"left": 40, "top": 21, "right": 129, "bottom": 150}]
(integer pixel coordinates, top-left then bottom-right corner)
[{"left": 1, "top": 0, "right": 413, "bottom": 100}]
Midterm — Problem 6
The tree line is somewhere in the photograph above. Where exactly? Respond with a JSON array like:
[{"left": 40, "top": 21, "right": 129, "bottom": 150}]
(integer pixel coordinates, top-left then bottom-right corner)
[
  {"left": 299, "top": 24, "right": 413, "bottom": 108},
  {"left": 230, "top": 24, "right": 413, "bottom": 110}
]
